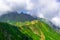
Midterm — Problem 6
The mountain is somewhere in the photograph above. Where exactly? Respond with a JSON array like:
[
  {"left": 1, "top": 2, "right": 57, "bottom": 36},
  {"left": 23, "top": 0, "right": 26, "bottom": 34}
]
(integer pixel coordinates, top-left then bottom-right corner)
[
  {"left": 0, "top": 11, "right": 60, "bottom": 32},
  {"left": 15, "top": 20, "right": 60, "bottom": 40},
  {"left": 38, "top": 18, "right": 60, "bottom": 33},
  {"left": 48, "top": 21, "right": 60, "bottom": 33},
  {"left": 0, "top": 22, "right": 33, "bottom": 40},
  {"left": 0, "top": 12, "right": 60, "bottom": 40},
  {"left": 0, "top": 11, "right": 58, "bottom": 29},
  {"left": 0, "top": 20, "right": 60, "bottom": 40},
  {"left": 0, "top": 12, "right": 37, "bottom": 22}
]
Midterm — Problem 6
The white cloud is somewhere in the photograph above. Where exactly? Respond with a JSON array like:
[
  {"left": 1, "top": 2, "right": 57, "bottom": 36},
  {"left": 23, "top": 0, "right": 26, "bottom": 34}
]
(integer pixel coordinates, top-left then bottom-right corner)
[
  {"left": 0, "top": 0, "right": 11, "bottom": 12},
  {"left": 52, "top": 16, "right": 60, "bottom": 27},
  {"left": 26, "top": 0, "right": 34, "bottom": 10},
  {"left": 30, "top": 0, "right": 59, "bottom": 17},
  {"left": 37, "top": 13, "right": 44, "bottom": 18},
  {"left": 0, "top": 0, "right": 27, "bottom": 15},
  {"left": 0, "top": 0, "right": 59, "bottom": 15}
]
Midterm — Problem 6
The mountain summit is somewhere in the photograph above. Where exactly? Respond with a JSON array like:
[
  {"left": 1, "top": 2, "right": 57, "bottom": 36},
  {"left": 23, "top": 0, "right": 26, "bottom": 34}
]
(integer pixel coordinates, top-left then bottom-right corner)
[{"left": 0, "top": 12, "right": 37, "bottom": 22}]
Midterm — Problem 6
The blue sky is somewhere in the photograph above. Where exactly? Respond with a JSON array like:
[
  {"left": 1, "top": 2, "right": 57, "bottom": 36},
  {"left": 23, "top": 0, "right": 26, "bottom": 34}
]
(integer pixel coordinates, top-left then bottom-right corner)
[{"left": 0, "top": 0, "right": 60, "bottom": 27}]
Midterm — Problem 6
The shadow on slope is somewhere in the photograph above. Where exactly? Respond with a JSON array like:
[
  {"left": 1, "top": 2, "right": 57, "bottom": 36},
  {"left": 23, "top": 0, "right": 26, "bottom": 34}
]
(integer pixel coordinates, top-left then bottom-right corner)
[{"left": 0, "top": 22, "right": 33, "bottom": 40}]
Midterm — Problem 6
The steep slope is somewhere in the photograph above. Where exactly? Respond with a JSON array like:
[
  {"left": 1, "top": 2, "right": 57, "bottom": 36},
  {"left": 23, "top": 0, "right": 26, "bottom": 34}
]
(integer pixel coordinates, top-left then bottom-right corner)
[
  {"left": 0, "top": 12, "right": 37, "bottom": 22},
  {"left": 0, "top": 11, "right": 60, "bottom": 40},
  {"left": 0, "top": 20, "right": 60, "bottom": 40},
  {"left": 39, "top": 18, "right": 60, "bottom": 33},
  {"left": 15, "top": 20, "right": 60, "bottom": 40},
  {"left": 0, "top": 22, "right": 33, "bottom": 40}
]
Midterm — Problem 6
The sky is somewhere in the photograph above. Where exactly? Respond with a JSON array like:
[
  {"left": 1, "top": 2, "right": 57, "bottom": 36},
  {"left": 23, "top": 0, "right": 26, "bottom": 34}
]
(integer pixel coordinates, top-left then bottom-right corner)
[{"left": 0, "top": 0, "right": 60, "bottom": 27}]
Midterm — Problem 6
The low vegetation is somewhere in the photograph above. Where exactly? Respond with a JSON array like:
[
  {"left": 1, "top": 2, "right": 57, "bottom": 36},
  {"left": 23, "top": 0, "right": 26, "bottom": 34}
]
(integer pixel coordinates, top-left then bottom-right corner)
[{"left": 0, "top": 20, "right": 60, "bottom": 40}]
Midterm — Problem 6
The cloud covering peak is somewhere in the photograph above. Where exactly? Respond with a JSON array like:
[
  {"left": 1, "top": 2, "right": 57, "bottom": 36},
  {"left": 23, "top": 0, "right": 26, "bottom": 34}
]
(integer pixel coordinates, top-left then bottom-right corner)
[{"left": 0, "top": 0, "right": 60, "bottom": 27}]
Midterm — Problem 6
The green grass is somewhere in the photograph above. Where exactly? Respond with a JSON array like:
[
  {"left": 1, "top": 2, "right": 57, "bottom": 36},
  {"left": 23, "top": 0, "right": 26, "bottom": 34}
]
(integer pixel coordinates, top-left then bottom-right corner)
[
  {"left": 15, "top": 20, "right": 60, "bottom": 40},
  {"left": 0, "top": 20, "right": 60, "bottom": 40},
  {"left": 0, "top": 22, "right": 33, "bottom": 40}
]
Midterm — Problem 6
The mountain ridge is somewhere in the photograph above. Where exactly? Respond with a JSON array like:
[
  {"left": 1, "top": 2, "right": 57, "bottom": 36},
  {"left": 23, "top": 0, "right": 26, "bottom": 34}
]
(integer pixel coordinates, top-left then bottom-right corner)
[{"left": 0, "top": 12, "right": 37, "bottom": 22}]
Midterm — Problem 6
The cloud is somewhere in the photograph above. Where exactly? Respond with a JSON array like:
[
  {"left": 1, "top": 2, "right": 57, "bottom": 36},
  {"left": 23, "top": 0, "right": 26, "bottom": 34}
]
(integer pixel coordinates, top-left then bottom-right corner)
[
  {"left": 51, "top": 16, "right": 60, "bottom": 27},
  {"left": 0, "top": 0, "right": 26, "bottom": 14},
  {"left": 29, "top": 0, "right": 59, "bottom": 18},
  {"left": 0, "top": 0, "right": 11, "bottom": 13},
  {"left": 28, "top": 0, "right": 60, "bottom": 27},
  {"left": 0, "top": 0, "right": 60, "bottom": 27},
  {"left": 26, "top": 0, "right": 34, "bottom": 10}
]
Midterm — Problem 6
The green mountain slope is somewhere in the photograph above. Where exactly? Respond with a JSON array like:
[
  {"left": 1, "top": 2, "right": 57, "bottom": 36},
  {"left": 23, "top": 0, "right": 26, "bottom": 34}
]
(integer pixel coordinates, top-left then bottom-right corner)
[
  {"left": 0, "top": 20, "right": 60, "bottom": 40},
  {"left": 15, "top": 20, "right": 60, "bottom": 40},
  {"left": 0, "top": 22, "right": 32, "bottom": 40}
]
